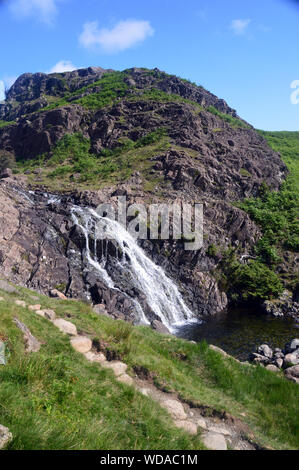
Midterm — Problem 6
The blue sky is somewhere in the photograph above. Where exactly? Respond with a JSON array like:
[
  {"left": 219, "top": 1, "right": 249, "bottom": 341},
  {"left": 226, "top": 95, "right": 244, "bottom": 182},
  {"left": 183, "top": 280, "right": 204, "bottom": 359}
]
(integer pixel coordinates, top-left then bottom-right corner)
[{"left": 0, "top": 0, "right": 298, "bottom": 130}]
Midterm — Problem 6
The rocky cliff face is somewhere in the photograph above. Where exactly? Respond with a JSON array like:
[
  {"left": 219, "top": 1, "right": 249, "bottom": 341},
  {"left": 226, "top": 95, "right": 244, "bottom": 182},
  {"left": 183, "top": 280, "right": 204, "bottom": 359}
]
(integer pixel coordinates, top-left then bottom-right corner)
[{"left": 0, "top": 67, "right": 291, "bottom": 323}]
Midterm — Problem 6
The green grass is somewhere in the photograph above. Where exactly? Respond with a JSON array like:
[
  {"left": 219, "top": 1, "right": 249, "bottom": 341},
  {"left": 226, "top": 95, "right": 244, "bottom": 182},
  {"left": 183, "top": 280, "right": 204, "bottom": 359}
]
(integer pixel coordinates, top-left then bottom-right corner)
[
  {"left": 17, "top": 131, "right": 171, "bottom": 191},
  {"left": 73, "top": 72, "right": 128, "bottom": 110},
  {"left": 128, "top": 88, "right": 203, "bottom": 111},
  {"left": 0, "top": 285, "right": 298, "bottom": 450},
  {"left": 239, "top": 132, "right": 299, "bottom": 260},
  {"left": 40, "top": 73, "right": 204, "bottom": 114},
  {"left": 0, "top": 287, "right": 204, "bottom": 450},
  {"left": 207, "top": 106, "right": 250, "bottom": 129},
  {"left": 0, "top": 120, "right": 16, "bottom": 129},
  {"left": 218, "top": 249, "right": 283, "bottom": 302},
  {"left": 41, "top": 71, "right": 129, "bottom": 111},
  {"left": 222, "top": 131, "right": 299, "bottom": 302}
]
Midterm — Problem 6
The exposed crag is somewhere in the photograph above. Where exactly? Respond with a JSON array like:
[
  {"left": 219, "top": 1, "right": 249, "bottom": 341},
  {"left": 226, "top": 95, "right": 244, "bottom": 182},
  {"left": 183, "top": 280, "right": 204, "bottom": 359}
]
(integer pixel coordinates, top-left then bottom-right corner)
[{"left": 0, "top": 66, "right": 296, "bottom": 323}]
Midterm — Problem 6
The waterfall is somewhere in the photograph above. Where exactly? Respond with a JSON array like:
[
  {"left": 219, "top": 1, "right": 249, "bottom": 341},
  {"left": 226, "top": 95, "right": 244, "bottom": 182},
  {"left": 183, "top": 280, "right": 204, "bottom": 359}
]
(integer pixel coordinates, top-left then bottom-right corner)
[{"left": 71, "top": 206, "right": 197, "bottom": 332}]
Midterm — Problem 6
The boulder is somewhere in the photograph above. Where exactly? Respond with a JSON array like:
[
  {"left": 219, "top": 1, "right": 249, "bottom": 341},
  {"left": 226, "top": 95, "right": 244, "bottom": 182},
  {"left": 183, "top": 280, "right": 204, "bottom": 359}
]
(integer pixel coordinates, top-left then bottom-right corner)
[
  {"left": 284, "top": 352, "right": 299, "bottom": 367},
  {"left": 257, "top": 344, "right": 273, "bottom": 359},
  {"left": 275, "top": 358, "right": 284, "bottom": 369},
  {"left": 174, "top": 420, "right": 198, "bottom": 435},
  {"left": 151, "top": 320, "right": 171, "bottom": 335},
  {"left": 28, "top": 304, "right": 42, "bottom": 311},
  {"left": 202, "top": 432, "right": 227, "bottom": 450},
  {"left": 285, "top": 339, "right": 299, "bottom": 354},
  {"left": 93, "top": 304, "right": 109, "bottom": 316},
  {"left": 14, "top": 300, "right": 26, "bottom": 308},
  {"left": 53, "top": 318, "right": 77, "bottom": 336},
  {"left": 49, "top": 289, "right": 67, "bottom": 300},
  {"left": 0, "top": 424, "right": 13, "bottom": 449},
  {"left": 0, "top": 168, "right": 13, "bottom": 179},
  {"left": 117, "top": 374, "right": 134, "bottom": 386},
  {"left": 14, "top": 318, "right": 41, "bottom": 353},
  {"left": 43, "top": 309, "right": 56, "bottom": 321},
  {"left": 209, "top": 344, "right": 240, "bottom": 362},
  {"left": 266, "top": 364, "right": 280, "bottom": 373},
  {"left": 102, "top": 361, "right": 128, "bottom": 377},
  {"left": 197, "top": 418, "right": 207, "bottom": 430},
  {"left": 84, "top": 351, "right": 106, "bottom": 363},
  {"left": 70, "top": 336, "right": 92, "bottom": 354},
  {"left": 250, "top": 353, "right": 270, "bottom": 365},
  {"left": 162, "top": 400, "right": 187, "bottom": 420},
  {"left": 35, "top": 310, "right": 46, "bottom": 318},
  {"left": 290, "top": 339, "right": 299, "bottom": 351},
  {"left": 284, "top": 365, "right": 299, "bottom": 384}
]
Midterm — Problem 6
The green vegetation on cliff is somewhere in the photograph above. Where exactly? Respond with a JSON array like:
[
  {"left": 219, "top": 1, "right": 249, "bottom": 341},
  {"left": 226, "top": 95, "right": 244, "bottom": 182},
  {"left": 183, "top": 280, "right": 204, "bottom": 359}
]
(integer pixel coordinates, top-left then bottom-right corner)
[
  {"left": 240, "top": 131, "right": 299, "bottom": 259},
  {"left": 222, "top": 131, "right": 299, "bottom": 302},
  {"left": 0, "top": 120, "right": 16, "bottom": 129},
  {"left": 219, "top": 251, "right": 283, "bottom": 302},
  {"left": 0, "top": 284, "right": 298, "bottom": 450},
  {"left": 17, "top": 130, "right": 170, "bottom": 191},
  {"left": 207, "top": 106, "right": 250, "bottom": 129}
]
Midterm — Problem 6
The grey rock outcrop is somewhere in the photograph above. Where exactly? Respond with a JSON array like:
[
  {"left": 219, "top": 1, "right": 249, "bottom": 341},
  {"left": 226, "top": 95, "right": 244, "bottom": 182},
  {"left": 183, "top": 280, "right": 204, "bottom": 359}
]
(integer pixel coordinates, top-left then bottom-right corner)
[
  {"left": 0, "top": 424, "right": 12, "bottom": 449},
  {"left": 249, "top": 339, "right": 299, "bottom": 384}
]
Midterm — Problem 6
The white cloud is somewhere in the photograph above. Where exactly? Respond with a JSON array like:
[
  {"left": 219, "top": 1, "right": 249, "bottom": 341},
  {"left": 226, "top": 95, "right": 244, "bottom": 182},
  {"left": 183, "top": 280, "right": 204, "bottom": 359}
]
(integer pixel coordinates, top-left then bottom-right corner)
[
  {"left": 79, "top": 19, "right": 154, "bottom": 53},
  {"left": 4, "top": 76, "right": 17, "bottom": 89},
  {"left": 0, "top": 77, "right": 17, "bottom": 99},
  {"left": 0, "top": 81, "right": 5, "bottom": 101},
  {"left": 230, "top": 19, "right": 251, "bottom": 36},
  {"left": 47, "top": 60, "right": 76, "bottom": 73},
  {"left": 10, "top": 0, "right": 58, "bottom": 25}
]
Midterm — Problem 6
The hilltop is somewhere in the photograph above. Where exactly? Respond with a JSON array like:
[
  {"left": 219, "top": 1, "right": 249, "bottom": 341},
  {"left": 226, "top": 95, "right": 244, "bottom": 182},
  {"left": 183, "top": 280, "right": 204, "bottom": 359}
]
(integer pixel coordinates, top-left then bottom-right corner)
[{"left": 0, "top": 66, "right": 298, "bottom": 321}]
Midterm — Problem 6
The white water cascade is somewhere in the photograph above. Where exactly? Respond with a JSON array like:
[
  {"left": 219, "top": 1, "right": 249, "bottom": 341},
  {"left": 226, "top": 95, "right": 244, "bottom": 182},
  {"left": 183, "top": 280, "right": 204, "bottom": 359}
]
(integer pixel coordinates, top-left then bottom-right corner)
[{"left": 71, "top": 206, "right": 197, "bottom": 332}]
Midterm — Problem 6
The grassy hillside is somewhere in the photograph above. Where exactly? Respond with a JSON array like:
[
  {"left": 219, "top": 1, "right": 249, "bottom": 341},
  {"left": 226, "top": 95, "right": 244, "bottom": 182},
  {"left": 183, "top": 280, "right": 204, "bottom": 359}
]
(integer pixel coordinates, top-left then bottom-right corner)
[
  {"left": 222, "top": 131, "right": 299, "bottom": 302},
  {"left": 240, "top": 131, "right": 299, "bottom": 257},
  {"left": 16, "top": 130, "right": 170, "bottom": 192},
  {"left": 0, "top": 284, "right": 298, "bottom": 450}
]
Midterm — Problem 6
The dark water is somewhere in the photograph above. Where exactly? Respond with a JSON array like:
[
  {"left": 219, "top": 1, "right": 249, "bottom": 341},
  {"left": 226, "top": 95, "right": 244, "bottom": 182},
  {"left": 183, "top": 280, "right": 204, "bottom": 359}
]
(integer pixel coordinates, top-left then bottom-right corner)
[{"left": 176, "top": 308, "right": 299, "bottom": 361}]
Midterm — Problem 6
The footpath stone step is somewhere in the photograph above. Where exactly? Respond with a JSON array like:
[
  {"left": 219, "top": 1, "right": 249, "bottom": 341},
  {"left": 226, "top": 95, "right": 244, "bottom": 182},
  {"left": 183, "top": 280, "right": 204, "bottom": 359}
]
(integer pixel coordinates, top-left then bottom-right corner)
[
  {"left": 15, "top": 300, "right": 26, "bottom": 308},
  {"left": 202, "top": 432, "right": 227, "bottom": 450},
  {"left": 71, "top": 336, "right": 92, "bottom": 354},
  {"left": 43, "top": 309, "right": 56, "bottom": 321},
  {"left": 117, "top": 374, "right": 134, "bottom": 386},
  {"left": 197, "top": 418, "right": 207, "bottom": 430},
  {"left": 53, "top": 318, "right": 77, "bottom": 336},
  {"left": 208, "top": 426, "right": 232, "bottom": 436},
  {"left": 174, "top": 420, "right": 198, "bottom": 435},
  {"left": 28, "top": 305, "right": 42, "bottom": 311},
  {"left": 102, "top": 361, "right": 128, "bottom": 377},
  {"left": 84, "top": 351, "right": 107, "bottom": 363},
  {"left": 25, "top": 301, "right": 246, "bottom": 449},
  {"left": 162, "top": 400, "right": 187, "bottom": 420},
  {"left": 35, "top": 309, "right": 56, "bottom": 321}
]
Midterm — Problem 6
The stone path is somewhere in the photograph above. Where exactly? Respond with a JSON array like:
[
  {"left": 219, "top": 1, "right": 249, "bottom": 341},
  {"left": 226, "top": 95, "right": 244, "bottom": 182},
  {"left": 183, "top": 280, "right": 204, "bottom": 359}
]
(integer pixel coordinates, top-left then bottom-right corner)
[{"left": 12, "top": 299, "right": 258, "bottom": 451}]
